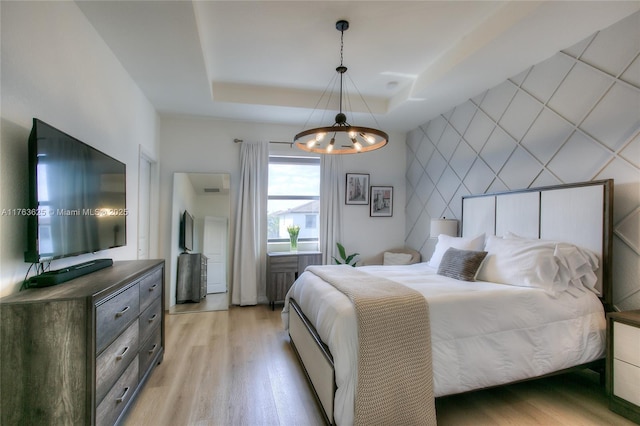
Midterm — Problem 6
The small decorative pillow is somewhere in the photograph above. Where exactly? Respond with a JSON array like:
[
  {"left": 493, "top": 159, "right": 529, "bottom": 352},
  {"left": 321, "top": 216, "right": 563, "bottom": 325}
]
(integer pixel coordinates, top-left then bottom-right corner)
[
  {"left": 437, "top": 247, "right": 488, "bottom": 281},
  {"left": 383, "top": 251, "right": 413, "bottom": 265}
]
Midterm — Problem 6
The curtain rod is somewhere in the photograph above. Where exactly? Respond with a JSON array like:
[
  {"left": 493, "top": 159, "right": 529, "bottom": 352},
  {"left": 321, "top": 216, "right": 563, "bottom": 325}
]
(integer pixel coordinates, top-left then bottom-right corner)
[{"left": 233, "top": 138, "right": 293, "bottom": 146}]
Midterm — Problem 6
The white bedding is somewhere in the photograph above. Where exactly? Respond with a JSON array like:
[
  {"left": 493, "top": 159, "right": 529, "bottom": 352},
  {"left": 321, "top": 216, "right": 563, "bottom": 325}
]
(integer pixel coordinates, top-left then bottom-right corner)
[{"left": 282, "top": 262, "right": 606, "bottom": 426}]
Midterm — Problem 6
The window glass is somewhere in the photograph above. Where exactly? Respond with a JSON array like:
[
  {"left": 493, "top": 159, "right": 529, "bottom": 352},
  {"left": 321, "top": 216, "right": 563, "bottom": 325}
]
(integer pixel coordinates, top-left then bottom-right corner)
[{"left": 268, "top": 156, "right": 320, "bottom": 241}]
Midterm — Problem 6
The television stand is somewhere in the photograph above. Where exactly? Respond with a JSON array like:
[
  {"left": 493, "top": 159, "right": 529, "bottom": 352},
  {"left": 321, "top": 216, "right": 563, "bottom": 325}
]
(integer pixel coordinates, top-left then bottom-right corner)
[{"left": 27, "top": 258, "right": 113, "bottom": 288}]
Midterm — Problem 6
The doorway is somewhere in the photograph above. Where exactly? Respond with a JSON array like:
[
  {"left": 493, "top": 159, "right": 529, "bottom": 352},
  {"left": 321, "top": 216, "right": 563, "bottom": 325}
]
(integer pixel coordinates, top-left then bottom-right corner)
[
  {"left": 138, "top": 150, "right": 154, "bottom": 259},
  {"left": 203, "top": 216, "right": 228, "bottom": 293}
]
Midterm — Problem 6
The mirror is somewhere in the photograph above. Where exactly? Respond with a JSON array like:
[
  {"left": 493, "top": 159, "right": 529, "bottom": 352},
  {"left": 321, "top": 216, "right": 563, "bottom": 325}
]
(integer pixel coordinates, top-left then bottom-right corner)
[{"left": 169, "top": 172, "right": 231, "bottom": 313}]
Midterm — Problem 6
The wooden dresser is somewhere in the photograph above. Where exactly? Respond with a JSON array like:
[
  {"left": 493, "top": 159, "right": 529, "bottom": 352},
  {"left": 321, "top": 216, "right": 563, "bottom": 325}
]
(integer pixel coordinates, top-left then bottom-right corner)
[
  {"left": 607, "top": 309, "right": 640, "bottom": 424},
  {"left": 0, "top": 259, "right": 165, "bottom": 426},
  {"left": 266, "top": 251, "right": 321, "bottom": 309}
]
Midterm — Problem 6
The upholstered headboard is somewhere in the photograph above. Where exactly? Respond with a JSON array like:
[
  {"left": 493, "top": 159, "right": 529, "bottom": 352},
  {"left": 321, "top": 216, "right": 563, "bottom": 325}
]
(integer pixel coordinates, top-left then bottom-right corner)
[{"left": 461, "top": 179, "right": 613, "bottom": 308}]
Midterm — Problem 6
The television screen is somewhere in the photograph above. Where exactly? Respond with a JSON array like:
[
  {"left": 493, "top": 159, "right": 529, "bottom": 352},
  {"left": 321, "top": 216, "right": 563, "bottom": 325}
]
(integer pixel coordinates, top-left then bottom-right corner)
[
  {"left": 24, "top": 119, "right": 127, "bottom": 263},
  {"left": 180, "top": 210, "right": 194, "bottom": 252}
]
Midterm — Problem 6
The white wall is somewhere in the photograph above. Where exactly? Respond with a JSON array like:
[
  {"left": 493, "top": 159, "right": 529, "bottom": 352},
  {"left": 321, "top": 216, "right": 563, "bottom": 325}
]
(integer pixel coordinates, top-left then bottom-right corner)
[
  {"left": 159, "top": 115, "right": 406, "bottom": 305},
  {"left": 0, "top": 2, "right": 159, "bottom": 297},
  {"left": 405, "top": 12, "right": 640, "bottom": 310}
]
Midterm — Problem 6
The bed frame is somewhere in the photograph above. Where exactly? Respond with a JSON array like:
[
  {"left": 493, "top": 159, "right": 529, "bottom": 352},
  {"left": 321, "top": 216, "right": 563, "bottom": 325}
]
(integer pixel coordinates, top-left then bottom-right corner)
[{"left": 288, "top": 179, "right": 614, "bottom": 425}]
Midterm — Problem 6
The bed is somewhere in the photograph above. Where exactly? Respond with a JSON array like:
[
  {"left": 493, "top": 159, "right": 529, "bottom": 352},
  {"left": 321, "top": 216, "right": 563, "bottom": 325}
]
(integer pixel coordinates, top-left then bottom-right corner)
[{"left": 282, "top": 179, "right": 613, "bottom": 426}]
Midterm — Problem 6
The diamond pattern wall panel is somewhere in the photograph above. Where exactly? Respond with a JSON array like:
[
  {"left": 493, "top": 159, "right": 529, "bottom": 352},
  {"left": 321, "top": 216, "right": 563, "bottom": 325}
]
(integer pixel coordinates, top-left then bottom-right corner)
[
  {"left": 405, "top": 11, "right": 640, "bottom": 310},
  {"left": 520, "top": 54, "right": 574, "bottom": 103},
  {"left": 547, "top": 64, "right": 611, "bottom": 124},
  {"left": 520, "top": 108, "right": 574, "bottom": 164},
  {"left": 622, "top": 55, "right": 640, "bottom": 87},
  {"left": 582, "top": 82, "right": 640, "bottom": 151},
  {"left": 621, "top": 130, "right": 640, "bottom": 168}
]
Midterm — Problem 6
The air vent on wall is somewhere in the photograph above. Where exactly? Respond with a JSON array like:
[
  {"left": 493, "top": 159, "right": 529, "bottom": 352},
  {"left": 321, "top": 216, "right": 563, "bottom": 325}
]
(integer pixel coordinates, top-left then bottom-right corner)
[{"left": 204, "top": 188, "right": 220, "bottom": 193}]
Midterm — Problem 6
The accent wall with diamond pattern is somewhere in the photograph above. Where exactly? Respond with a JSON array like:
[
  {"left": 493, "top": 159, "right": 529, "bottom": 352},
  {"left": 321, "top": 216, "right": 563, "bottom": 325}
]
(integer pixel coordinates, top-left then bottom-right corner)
[{"left": 405, "top": 12, "right": 639, "bottom": 310}]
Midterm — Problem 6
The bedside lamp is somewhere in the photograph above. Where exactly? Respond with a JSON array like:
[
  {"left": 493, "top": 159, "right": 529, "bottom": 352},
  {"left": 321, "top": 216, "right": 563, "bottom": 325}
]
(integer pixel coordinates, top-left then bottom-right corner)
[{"left": 430, "top": 218, "right": 458, "bottom": 238}]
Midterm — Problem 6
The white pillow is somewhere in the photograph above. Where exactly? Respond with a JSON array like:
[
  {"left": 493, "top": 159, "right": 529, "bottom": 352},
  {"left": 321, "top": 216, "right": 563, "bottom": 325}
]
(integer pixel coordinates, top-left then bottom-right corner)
[
  {"left": 477, "top": 236, "right": 559, "bottom": 292},
  {"left": 504, "top": 231, "right": 599, "bottom": 271},
  {"left": 428, "top": 233, "right": 485, "bottom": 268},
  {"left": 383, "top": 252, "right": 413, "bottom": 265},
  {"left": 554, "top": 244, "right": 599, "bottom": 295},
  {"left": 502, "top": 231, "right": 600, "bottom": 294}
]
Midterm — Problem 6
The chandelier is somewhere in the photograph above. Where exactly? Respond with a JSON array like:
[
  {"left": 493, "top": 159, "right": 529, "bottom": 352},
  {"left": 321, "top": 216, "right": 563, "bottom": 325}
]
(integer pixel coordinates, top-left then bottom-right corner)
[{"left": 294, "top": 20, "right": 388, "bottom": 154}]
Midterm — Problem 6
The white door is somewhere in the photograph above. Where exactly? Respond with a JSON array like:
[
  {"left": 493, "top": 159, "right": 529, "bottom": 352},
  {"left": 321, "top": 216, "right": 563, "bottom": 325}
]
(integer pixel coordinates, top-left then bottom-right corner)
[
  {"left": 203, "top": 216, "right": 228, "bottom": 293},
  {"left": 137, "top": 154, "right": 151, "bottom": 259}
]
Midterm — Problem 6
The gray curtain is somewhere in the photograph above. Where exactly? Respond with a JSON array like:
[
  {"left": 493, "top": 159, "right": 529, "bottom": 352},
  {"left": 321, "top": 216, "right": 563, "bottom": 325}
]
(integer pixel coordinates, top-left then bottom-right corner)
[
  {"left": 231, "top": 141, "right": 268, "bottom": 305},
  {"left": 319, "top": 155, "right": 343, "bottom": 265}
]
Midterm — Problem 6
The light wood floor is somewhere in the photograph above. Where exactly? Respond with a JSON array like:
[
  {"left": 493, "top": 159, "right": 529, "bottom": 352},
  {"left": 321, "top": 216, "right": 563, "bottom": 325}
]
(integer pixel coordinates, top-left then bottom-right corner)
[{"left": 124, "top": 305, "right": 635, "bottom": 426}]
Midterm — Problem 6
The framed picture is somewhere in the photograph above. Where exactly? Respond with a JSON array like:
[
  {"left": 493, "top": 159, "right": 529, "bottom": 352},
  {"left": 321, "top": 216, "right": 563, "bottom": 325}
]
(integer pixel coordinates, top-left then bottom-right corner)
[
  {"left": 370, "top": 186, "right": 393, "bottom": 217},
  {"left": 345, "top": 173, "right": 369, "bottom": 205}
]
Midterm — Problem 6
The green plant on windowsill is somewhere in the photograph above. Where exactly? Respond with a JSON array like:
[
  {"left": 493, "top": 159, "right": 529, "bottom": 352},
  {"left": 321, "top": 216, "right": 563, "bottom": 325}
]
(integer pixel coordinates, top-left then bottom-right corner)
[
  {"left": 333, "top": 242, "right": 359, "bottom": 267},
  {"left": 287, "top": 225, "right": 300, "bottom": 252}
]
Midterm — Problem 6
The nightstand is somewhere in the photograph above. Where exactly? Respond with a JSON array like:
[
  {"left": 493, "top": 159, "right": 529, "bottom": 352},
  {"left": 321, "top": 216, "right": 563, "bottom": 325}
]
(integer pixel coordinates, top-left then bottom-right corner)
[
  {"left": 266, "top": 251, "right": 322, "bottom": 310},
  {"left": 607, "top": 309, "right": 640, "bottom": 423}
]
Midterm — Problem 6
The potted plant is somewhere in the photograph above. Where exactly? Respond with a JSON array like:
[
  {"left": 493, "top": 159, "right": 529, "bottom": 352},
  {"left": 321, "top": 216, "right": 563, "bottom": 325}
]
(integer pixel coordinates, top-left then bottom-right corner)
[
  {"left": 333, "top": 242, "right": 359, "bottom": 267},
  {"left": 287, "top": 225, "right": 300, "bottom": 252}
]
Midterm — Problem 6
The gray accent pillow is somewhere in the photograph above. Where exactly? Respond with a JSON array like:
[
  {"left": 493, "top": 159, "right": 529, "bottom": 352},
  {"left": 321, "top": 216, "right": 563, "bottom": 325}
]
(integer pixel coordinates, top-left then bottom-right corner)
[{"left": 437, "top": 247, "right": 488, "bottom": 281}]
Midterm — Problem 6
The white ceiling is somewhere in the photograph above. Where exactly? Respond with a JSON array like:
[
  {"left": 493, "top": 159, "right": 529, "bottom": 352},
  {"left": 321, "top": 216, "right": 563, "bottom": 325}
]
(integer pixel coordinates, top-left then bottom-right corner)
[
  {"left": 76, "top": 1, "right": 640, "bottom": 133},
  {"left": 187, "top": 172, "right": 230, "bottom": 195}
]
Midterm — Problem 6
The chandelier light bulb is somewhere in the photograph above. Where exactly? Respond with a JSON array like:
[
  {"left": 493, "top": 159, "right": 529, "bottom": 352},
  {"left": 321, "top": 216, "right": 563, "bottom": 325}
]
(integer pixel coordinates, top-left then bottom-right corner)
[
  {"left": 361, "top": 133, "right": 376, "bottom": 144},
  {"left": 327, "top": 137, "right": 335, "bottom": 153}
]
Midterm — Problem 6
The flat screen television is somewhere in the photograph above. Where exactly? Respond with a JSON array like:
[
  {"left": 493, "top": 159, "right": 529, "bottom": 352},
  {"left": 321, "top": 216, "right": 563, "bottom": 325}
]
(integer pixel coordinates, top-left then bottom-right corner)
[
  {"left": 180, "top": 210, "right": 194, "bottom": 252},
  {"left": 24, "top": 118, "right": 127, "bottom": 263}
]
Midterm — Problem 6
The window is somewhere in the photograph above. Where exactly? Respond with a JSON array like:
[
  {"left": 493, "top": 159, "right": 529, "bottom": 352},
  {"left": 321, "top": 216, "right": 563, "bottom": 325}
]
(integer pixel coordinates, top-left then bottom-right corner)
[
  {"left": 268, "top": 156, "right": 320, "bottom": 243},
  {"left": 305, "top": 214, "right": 317, "bottom": 229}
]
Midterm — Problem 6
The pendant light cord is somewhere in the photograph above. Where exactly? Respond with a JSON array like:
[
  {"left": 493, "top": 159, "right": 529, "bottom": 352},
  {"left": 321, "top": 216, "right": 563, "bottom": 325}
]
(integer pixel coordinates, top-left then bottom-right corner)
[
  {"left": 340, "top": 26, "right": 344, "bottom": 67},
  {"left": 338, "top": 26, "right": 345, "bottom": 117}
]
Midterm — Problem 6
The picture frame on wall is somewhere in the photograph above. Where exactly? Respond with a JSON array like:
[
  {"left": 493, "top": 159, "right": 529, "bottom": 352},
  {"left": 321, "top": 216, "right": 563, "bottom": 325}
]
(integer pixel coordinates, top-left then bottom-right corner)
[
  {"left": 370, "top": 186, "right": 393, "bottom": 217},
  {"left": 345, "top": 173, "right": 369, "bottom": 205}
]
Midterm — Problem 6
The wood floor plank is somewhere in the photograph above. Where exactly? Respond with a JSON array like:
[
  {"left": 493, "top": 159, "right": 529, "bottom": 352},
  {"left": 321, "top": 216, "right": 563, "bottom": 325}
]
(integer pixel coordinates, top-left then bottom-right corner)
[{"left": 124, "top": 305, "right": 635, "bottom": 426}]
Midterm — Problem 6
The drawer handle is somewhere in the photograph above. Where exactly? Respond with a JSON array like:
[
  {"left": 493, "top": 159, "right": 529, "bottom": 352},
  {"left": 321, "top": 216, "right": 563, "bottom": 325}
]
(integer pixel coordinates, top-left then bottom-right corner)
[
  {"left": 116, "top": 386, "right": 130, "bottom": 403},
  {"left": 148, "top": 344, "right": 158, "bottom": 355},
  {"left": 116, "top": 346, "right": 130, "bottom": 360},
  {"left": 115, "top": 306, "right": 130, "bottom": 318},
  {"left": 149, "top": 284, "right": 157, "bottom": 292},
  {"left": 148, "top": 314, "right": 158, "bottom": 323}
]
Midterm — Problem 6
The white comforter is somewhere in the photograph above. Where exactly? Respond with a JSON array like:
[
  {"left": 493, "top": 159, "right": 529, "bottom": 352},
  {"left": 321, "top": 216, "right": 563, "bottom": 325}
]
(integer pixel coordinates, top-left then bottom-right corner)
[{"left": 282, "top": 263, "right": 606, "bottom": 426}]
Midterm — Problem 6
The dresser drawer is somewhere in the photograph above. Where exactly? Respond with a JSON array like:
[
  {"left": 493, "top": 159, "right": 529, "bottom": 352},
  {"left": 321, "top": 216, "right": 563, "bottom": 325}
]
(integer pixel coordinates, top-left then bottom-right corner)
[
  {"left": 95, "top": 320, "right": 139, "bottom": 405},
  {"left": 139, "top": 267, "right": 162, "bottom": 312},
  {"left": 96, "top": 356, "right": 139, "bottom": 426},
  {"left": 269, "top": 255, "right": 298, "bottom": 271},
  {"left": 614, "top": 322, "right": 640, "bottom": 367},
  {"left": 139, "top": 326, "right": 162, "bottom": 379},
  {"left": 613, "top": 358, "right": 640, "bottom": 406},
  {"left": 96, "top": 284, "right": 140, "bottom": 354},
  {"left": 139, "top": 297, "right": 162, "bottom": 343}
]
